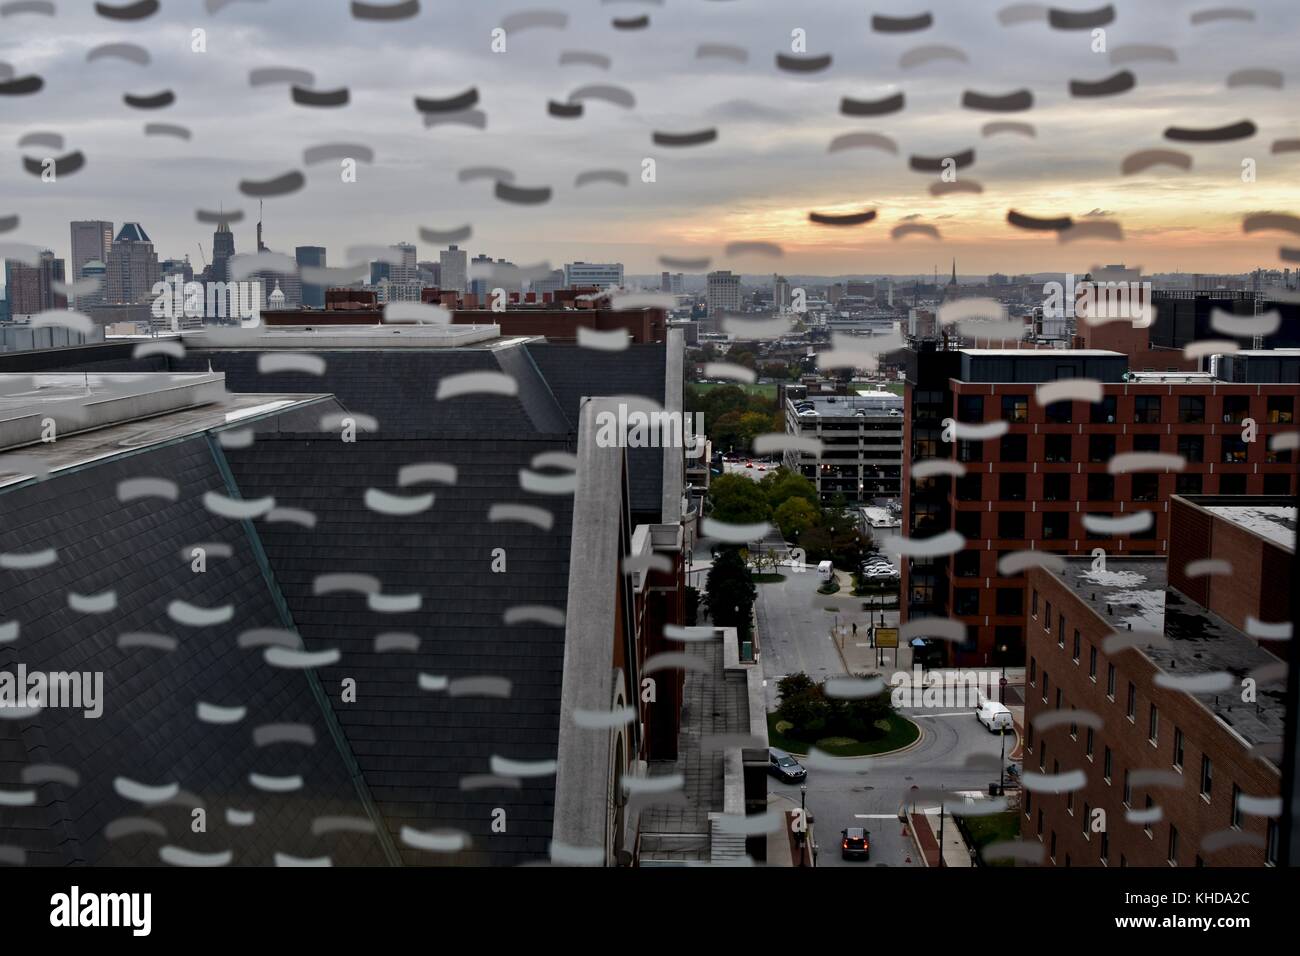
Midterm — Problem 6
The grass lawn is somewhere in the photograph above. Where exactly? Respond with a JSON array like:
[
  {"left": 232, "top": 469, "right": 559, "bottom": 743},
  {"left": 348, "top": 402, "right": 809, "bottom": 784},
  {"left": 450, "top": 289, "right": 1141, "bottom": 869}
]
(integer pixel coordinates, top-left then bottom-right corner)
[
  {"left": 689, "top": 381, "right": 778, "bottom": 400},
  {"left": 752, "top": 573, "right": 786, "bottom": 583},
  {"left": 963, "top": 811, "right": 1022, "bottom": 867},
  {"left": 767, "top": 712, "right": 919, "bottom": 757},
  {"left": 817, "top": 579, "right": 841, "bottom": 595}
]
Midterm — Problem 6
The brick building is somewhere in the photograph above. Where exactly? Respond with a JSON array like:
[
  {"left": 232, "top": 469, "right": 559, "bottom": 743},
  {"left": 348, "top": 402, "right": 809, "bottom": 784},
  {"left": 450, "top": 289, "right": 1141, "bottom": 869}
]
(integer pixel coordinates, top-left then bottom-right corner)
[
  {"left": 901, "top": 345, "right": 1300, "bottom": 664},
  {"left": 1020, "top": 496, "right": 1293, "bottom": 866}
]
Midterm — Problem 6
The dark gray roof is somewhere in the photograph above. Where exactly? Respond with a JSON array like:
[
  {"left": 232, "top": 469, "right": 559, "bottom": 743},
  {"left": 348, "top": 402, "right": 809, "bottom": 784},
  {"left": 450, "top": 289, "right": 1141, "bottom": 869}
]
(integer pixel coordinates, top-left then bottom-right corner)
[
  {"left": 526, "top": 342, "right": 667, "bottom": 517},
  {"left": 0, "top": 434, "right": 388, "bottom": 866},
  {"left": 223, "top": 433, "right": 576, "bottom": 866}
]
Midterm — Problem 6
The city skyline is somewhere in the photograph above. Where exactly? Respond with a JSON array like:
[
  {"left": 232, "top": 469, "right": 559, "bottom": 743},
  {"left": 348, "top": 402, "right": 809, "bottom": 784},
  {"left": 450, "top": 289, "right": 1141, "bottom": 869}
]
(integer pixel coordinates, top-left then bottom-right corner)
[{"left": 1, "top": 2, "right": 1296, "bottom": 276}]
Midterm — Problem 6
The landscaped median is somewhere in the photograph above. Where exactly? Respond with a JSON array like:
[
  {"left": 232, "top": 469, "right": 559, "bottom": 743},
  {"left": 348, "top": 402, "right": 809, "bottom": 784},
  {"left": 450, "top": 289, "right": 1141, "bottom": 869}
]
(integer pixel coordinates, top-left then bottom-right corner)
[
  {"left": 767, "top": 670, "right": 920, "bottom": 757},
  {"left": 767, "top": 711, "right": 919, "bottom": 757}
]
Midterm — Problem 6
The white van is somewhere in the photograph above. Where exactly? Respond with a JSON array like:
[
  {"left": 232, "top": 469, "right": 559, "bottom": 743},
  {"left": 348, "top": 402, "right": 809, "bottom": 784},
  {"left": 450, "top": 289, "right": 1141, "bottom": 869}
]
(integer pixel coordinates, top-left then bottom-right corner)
[
  {"left": 976, "top": 699, "right": 1015, "bottom": 734},
  {"left": 817, "top": 560, "right": 834, "bottom": 582}
]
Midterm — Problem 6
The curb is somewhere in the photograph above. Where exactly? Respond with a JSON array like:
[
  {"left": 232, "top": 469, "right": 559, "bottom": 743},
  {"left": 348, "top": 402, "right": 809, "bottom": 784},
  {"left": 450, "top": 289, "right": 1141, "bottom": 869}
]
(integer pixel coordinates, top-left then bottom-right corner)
[{"left": 768, "top": 715, "right": 924, "bottom": 760}]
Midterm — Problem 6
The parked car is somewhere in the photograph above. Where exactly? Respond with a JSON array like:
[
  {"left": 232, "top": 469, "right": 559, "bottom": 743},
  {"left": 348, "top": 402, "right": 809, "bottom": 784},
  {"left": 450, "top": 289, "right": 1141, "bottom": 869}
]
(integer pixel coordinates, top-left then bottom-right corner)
[
  {"left": 841, "top": 827, "right": 870, "bottom": 860},
  {"left": 976, "top": 698, "right": 1015, "bottom": 733},
  {"left": 768, "top": 748, "right": 807, "bottom": 783}
]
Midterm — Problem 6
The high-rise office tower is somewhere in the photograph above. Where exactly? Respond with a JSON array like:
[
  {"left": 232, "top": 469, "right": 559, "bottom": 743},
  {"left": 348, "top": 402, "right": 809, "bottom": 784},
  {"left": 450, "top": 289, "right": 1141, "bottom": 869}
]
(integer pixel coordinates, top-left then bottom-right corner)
[
  {"left": 390, "top": 243, "right": 417, "bottom": 286},
  {"left": 69, "top": 220, "right": 113, "bottom": 285},
  {"left": 4, "top": 251, "right": 67, "bottom": 315},
  {"left": 440, "top": 244, "right": 467, "bottom": 293},
  {"left": 249, "top": 207, "right": 300, "bottom": 309},
  {"left": 105, "top": 223, "right": 160, "bottom": 305},
  {"left": 706, "top": 270, "right": 741, "bottom": 315},
  {"left": 296, "top": 246, "right": 327, "bottom": 307},
  {"left": 210, "top": 220, "right": 235, "bottom": 283}
]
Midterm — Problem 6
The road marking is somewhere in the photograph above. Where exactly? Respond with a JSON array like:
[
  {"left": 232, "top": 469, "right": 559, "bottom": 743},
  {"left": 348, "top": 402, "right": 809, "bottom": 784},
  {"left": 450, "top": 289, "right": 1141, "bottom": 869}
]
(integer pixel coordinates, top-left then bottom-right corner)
[
  {"left": 914, "top": 712, "right": 975, "bottom": 718},
  {"left": 854, "top": 813, "right": 899, "bottom": 819}
]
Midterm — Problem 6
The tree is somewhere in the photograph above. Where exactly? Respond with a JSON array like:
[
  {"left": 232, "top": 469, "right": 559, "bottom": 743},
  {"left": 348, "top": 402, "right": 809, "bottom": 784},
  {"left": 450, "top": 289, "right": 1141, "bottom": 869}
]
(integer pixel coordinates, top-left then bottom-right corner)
[
  {"left": 736, "top": 410, "right": 773, "bottom": 450},
  {"left": 761, "top": 468, "right": 818, "bottom": 512},
  {"left": 705, "top": 547, "right": 757, "bottom": 642},
  {"left": 707, "top": 473, "right": 771, "bottom": 524},
  {"left": 774, "top": 497, "right": 819, "bottom": 540}
]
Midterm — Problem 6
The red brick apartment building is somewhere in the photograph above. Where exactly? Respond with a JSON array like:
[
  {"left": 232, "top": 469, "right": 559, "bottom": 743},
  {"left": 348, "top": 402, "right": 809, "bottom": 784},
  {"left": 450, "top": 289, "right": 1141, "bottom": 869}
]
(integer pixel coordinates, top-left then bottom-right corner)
[
  {"left": 901, "top": 345, "right": 1300, "bottom": 665},
  {"left": 1020, "top": 495, "right": 1293, "bottom": 867}
]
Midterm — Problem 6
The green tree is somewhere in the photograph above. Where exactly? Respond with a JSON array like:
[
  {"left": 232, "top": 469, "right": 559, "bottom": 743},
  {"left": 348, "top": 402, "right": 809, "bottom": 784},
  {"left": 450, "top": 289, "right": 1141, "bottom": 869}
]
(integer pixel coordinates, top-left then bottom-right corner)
[
  {"left": 707, "top": 473, "right": 771, "bottom": 524},
  {"left": 761, "top": 468, "right": 818, "bottom": 512},
  {"left": 773, "top": 497, "right": 819, "bottom": 540},
  {"left": 705, "top": 547, "right": 757, "bottom": 641}
]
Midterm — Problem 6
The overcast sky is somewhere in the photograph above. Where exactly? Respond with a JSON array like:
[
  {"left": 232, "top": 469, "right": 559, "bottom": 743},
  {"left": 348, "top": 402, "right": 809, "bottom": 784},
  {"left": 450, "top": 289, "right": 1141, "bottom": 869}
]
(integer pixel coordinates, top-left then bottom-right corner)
[{"left": 2, "top": 0, "right": 1297, "bottom": 280}]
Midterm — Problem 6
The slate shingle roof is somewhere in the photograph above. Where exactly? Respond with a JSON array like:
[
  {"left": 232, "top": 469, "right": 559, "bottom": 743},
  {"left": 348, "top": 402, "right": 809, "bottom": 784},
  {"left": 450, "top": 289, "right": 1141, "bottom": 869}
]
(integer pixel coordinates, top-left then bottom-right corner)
[
  {"left": 525, "top": 343, "right": 668, "bottom": 518},
  {"left": 0, "top": 434, "right": 389, "bottom": 867},
  {"left": 223, "top": 433, "right": 576, "bottom": 866}
]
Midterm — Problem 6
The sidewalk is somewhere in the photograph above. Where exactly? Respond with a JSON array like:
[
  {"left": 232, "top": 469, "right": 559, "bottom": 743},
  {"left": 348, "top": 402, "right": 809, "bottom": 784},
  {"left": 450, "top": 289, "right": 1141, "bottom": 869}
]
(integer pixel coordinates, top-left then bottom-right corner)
[{"left": 908, "top": 803, "right": 976, "bottom": 867}]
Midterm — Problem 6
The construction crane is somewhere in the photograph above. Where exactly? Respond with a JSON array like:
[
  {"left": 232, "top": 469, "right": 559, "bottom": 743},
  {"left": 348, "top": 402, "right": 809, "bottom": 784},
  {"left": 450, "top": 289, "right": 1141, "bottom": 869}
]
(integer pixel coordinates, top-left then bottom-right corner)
[{"left": 195, "top": 242, "right": 207, "bottom": 269}]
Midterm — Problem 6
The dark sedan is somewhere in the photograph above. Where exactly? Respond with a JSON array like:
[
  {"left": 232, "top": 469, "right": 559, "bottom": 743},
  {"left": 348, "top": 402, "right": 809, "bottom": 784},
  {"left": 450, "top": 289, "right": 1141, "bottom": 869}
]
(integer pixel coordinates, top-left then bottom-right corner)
[
  {"left": 767, "top": 748, "right": 807, "bottom": 783},
  {"left": 841, "top": 827, "right": 870, "bottom": 860}
]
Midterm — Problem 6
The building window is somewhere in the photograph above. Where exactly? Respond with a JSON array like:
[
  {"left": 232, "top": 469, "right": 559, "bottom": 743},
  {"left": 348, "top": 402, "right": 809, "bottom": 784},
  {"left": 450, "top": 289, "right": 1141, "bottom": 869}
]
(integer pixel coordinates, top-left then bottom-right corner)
[
  {"left": 1091, "top": 395, "right": 1117, "bottom": 424},
  {"left": 1002, "top": 394, "right": 1029, "bottom": 423},
  {"left": 1263, "top": 474, "right": 1293, "bottom": 495},
  {"left": 1267, "top": 821, "right": 1279, "bottom": 865},
  {"left": 1123, "top": 769, "right": 1131, "bottom": 807},
  {"left": 1086, "top": 727, "right": 1094, "bottom": 758},
  {"left": 1072, "top": 629, "right": 1081, "bottom": 662},
  {"left": 954, "top": 587, "right": 980, "bottom": 615},
  {"left": 1173, "top": 728, "right": 1184, "bottom": 770},
  {"left": 1177, "top": 433, "right": 1204, "bottom": 463},
  {"left": 1126, "top": 682, "right": 1136, "bottom": 720},
  {"left": 954, "top": 549, "right": 980, "bottom": 577},
  {"left": 1029, "top": 656, "right": 1037, "bottom": 685},
  {"left": 958, "top": 394, "right": 984, "bottom": 423},
  {"left": 1106, "top": 663, "right": 1116, "bottom": 699},
  {"left": 1082, "top": 802, "right": 1090, "bottom": 836},
  {"left": 1168, "top": 826, "right": 1179, "bottom": 865},
  {"left": 1101, "top": 831, "right": 1109, "bottom": 864},
  {"left": 1176, "top": 473, "right": 1203, "bottom": 495},
  {"left": 1050, "top": 831, "right": 1057, "bottom": 861},
  {"left": 1267, "top": 395, "right": 1294, "bottom": 424},
  {"left": 1042, "top": 511, "right": 1069, "bottom": 540},
  {"left": 1133, "top": 433, "right": 1161, "bottom": 453},
  {"left": 1144, "top": 796, "right": 1154, "bottom": 837},
  {"left": 1089, "top": 645, "right": 1097, "bottom": 680},
  {"left": 1000, "top": 434, "right": 1028, "bottom": 462},
  {"left": 955, "top": 510, "right": 981, "bottom": 539},
  {"left": 1221, "top": 395, "right": 1250, "bottom": 424},
  {"left": 1000, "top": 473, "right": 1027, "bottom": 501},
  {"left": 1025, "top": 790, "right": 1033, "bottom": 818},
  {"left": 956, "top": 473, "right": 982, "bottom": 501},
  {"left": 1103, "top": 746, "right": 1112, "bottom": 783},
  {"left": 1037, "top": 808, "right": 1044, "bottom": 837},
  {"left": 1044, "top": 434, "right": 1072, "bottom": 463},
  {"left": 1087, "top": 473, "right": 1115, "bottom": 501},
  {"left": 1041, "top": 672, "right": 1049, "bottom": 704},
  {"left": 1088, "top": 434, "right": 1117, "bottom": 463},
  {"left": 1057, "top": 616, "right": 1066, "bottom": 647},
  {"left": 1178, "top": 395, "right": 1205, "bottom": 424},
  {"left": 1045, "top": 400, "right": 1072, "bottom": 424},
  {"left": 995, "top": 587, "right": 1023, "bottom": 616},
  {"left": 997, "top": 510, "right": 1026, "bottom": 540},
  {"left": 1066, "top": 789, "right": 1074, "bottom": 814},
  {"left": 1044, "top": 601, "right": 1052, "bottom": 630},
  {"left": 1148, "top": 704, "right": 1159, "bottom": 744},
  {"left": 1043, "top": 473, "right": 1071, "bottom": 501},
  {"left": 956, "top": 439, "right": 982, "bottom": 463},
  {"left": 1200, "top": 755, "right": 1212, "bottom": 799},
  {"left": 1221, "top": 436, "right": 1249, "bottom": 463},
  {"left": 1031, "top": 589, "right": 1039, "bottom": 617},
  {"left": 1055, "top": 688, "right": 1063, "bottom": 710},
  {"left": 1231, "top": 784, "right": 1241, "bottom": 829},
  {"left": 1134, "top": 395, "right": 1162, "bottom": 423},
  {"left": 1131, "top": 473, "right": 1159, "bottom": 502},
  {"left": 1027, "top": 724, "right": 1035, "bottom": 751},
  {"left": 1039, "top": 740, "right": 1047, "bottom": 771},
  {"left": 1218, "top": 473, "right": 1247, "bottom": 495}
]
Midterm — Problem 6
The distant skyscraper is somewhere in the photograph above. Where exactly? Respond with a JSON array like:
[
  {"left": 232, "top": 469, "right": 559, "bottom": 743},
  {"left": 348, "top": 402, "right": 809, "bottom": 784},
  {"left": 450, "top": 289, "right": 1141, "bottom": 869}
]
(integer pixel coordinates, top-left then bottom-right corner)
[
  {"left": 469, "top": 254, "right": 493, "bottom": 297},
  {"left": 105, "top": 223, "right": 160, "bottom": 305},
  {"left": 210, "top": 220, "right": 235, "bottom": 283},
  {"left": 440, "top": 244, "right": 467, "bottom": 292},
  {"left": 370, "top": 261, "right": 391, "bottom": 285},
  {"left": 564, "top": 261, "right": 623, "bottom": 289},
  {"left": 296, "top": 246, "right": 327, "bottom": 307},
  {"left": 390, "top": 242, "right": 417, "bottom": 286},
  {"left": 773, "top": 274, "right": 791, "bottom": 311},
  {"left": 531, "top": 268, "right": 565, "bottom": 296},
  {"left": 706, "top": 270, "right": 740, "bottom": 315},
  {"left": 249, "top": 206, "right": 301, "bottom": 309},
  {"left": 69, "top": 220, "right": 113, "bottom": 287},
  {"left": 417, "top": 259, "right": 441, "bottom": 288},
  {"left": 4, "top": 251, "right": 67, "bottom": 315}
]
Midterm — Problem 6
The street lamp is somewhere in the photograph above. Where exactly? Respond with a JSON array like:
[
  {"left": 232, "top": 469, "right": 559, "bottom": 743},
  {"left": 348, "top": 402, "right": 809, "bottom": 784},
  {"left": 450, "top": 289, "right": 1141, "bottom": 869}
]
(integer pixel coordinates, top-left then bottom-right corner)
[
  {"left": 799, "top": 784, "right": 808, "bottom": 866},
  {"left": 998, "top": 643, "right": 1008, "bottom": 703},
  {"left": 999, "top": 724, "right": 1007, "bottom": 794}
]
